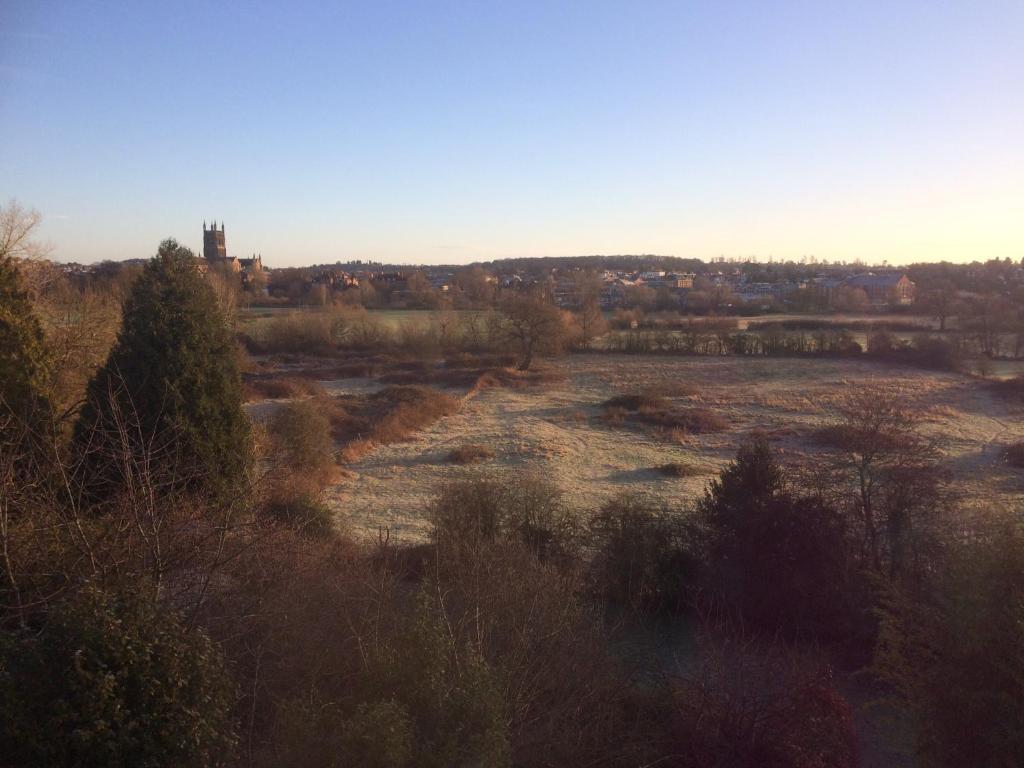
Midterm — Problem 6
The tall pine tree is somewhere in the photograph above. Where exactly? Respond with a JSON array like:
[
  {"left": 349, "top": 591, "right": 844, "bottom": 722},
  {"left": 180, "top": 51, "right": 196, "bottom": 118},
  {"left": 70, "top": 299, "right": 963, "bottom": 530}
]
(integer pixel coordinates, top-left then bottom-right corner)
[{"left": 74, "top": 240, "right": 251, "bottom": 503}]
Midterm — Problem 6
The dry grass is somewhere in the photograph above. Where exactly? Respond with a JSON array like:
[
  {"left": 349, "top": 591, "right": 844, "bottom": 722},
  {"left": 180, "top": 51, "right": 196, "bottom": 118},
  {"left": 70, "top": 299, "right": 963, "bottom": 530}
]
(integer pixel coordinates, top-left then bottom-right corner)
[
  {"left": 471, "top": 366, "right": 566, "bottom": 392},
  {"left": 329, "top": 386, "right": 460, "bottom": 462},
  {"left": 602, "top": 392, "right": 728, "bottom": 436},
  {"left": 645, "top": 381, "right": 700, "bottom": 398},
  {"left": 447, "top": 444, "right": 497, "bottom": 464},
  {"left": 603, "top": 393, "right": 667, "bottom": 411},
  {"left": 244, "top": 376, "right": 327, "bottom": 401},
  {"left": 656, "top": 462, "right": 698, "bottom": 477},
  {"left": 325, "top": 355, "right": 1024, "bottom": 540},
  {"left": 637, "top": 406, "right": 727, "bottom": 433}
]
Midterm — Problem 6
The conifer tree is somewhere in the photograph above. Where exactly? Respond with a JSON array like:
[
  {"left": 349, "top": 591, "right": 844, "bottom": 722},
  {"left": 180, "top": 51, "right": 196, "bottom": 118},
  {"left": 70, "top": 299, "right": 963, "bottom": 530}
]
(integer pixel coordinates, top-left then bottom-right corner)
[
  {"left": 74, "top": 239, "right": 250, "bottom": 502},
  {"left": 0, "top": 253, "right": 53, "bottom": 455}
]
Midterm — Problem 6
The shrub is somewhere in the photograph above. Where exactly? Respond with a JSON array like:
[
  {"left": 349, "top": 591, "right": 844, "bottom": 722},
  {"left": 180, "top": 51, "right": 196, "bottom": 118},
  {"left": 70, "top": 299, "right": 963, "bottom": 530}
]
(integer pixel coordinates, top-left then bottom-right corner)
[
  {"left": 602, "top": 392, "right": 728, "bottom": 435},
  {"left": 639, "top": 406, "right": 728, "bottom": 433},
  {"left": 370, "top": 386, "right": 459, "bottom": 443},
  {"left": 252, "top": 312, "right": 334, "bottom": 354},
  {"left": 447, "top": 444, "right": 495, "bottom": 464},
  {"left": 268, "top": 398, "right": 336, "bottom": 486},
  {"left": 265, "top": 492, "right": 335, "bottom": 538},
  {"left": 657, "top": 462, "right": 696, "bottom": 477},
  {"left": 0, "top": 587, "right": 235, "bottom": 767},
  {"left": 430, "top": 476, "right": 577, "bottom": 564},
  {"left": 910, "top": 334, "right": 963, "bottom": 371},
  {"left": 264, "top": 591, "right": 510, "bottom": 768},
  {"left": 334, "top": 386, "right": 459, "bottom": 462},
  {"left": 587, "top": 496, "right": 696, "bottom": 614}
]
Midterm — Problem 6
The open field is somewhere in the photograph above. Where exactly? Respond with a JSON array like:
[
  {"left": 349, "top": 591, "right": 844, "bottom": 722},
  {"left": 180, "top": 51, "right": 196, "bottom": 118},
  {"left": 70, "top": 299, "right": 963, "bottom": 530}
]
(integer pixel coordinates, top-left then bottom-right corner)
[{"left": 242, "top": 355, "right": 1024, "bottom": 541}]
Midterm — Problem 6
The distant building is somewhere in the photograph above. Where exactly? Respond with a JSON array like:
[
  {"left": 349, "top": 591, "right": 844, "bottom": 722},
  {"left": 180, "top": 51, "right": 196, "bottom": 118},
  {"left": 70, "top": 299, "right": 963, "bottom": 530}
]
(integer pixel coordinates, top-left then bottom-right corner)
[
  {"left": 841, "top": 273, "right": 916, "bottom": 306},
  {"left": 202, "top": 220, "right": 265, "bottom": 287},
  {"left": 203, "top": 221, "right": 227, "bottom": 260}
]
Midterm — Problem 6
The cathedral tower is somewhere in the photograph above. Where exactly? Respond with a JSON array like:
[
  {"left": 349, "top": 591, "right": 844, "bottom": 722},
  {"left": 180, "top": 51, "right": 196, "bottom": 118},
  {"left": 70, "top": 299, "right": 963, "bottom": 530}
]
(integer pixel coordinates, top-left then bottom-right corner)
[{"left": 203, "top": 220, "right": 227, "bottom": 261}]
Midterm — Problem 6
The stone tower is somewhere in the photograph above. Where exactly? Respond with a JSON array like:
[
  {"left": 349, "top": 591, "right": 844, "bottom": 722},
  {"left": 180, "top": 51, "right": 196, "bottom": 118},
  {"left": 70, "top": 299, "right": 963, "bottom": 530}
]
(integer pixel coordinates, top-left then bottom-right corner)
[{"left": 203, "top": 220, "right": 227, "bottom": 261}]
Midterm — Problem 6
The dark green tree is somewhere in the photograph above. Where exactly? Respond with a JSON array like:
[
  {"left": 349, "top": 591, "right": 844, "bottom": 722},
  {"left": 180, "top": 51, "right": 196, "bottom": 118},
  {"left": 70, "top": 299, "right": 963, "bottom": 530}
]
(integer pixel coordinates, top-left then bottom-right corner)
[
  {"left": 73, "top": 239, "right": 250, "bottom": 503},
  {"left": 700, "top": 440, "right": 863, "bottom": 647},
  {"left": 0, "top": 253, "right": 53, "bottom": 469},
  {"left": 0, "top": 587, "right": 235, "bottom": 767}
]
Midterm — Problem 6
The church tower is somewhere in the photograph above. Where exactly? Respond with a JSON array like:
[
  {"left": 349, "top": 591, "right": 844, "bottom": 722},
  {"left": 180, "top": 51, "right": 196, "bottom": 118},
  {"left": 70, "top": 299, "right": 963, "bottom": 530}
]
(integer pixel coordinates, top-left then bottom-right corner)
[{"left": 203, "top": 220, "right": 227, "bottom": 261}]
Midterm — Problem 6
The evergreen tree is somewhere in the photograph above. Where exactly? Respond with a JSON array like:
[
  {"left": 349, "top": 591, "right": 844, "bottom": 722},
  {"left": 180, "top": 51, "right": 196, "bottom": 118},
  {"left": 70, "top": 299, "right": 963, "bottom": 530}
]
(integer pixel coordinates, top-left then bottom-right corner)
[
  {"left": 700, "top": 439, "right": 860, "bottom": 645},
  {"left": 0, "top": 587, "right": 236, "bottom": 767},
  {"left": 0, "top": 254, "right": 53, "bottom": 459},
  {"left": 74, "top": 240, "right": 250, "bottom": 502}
]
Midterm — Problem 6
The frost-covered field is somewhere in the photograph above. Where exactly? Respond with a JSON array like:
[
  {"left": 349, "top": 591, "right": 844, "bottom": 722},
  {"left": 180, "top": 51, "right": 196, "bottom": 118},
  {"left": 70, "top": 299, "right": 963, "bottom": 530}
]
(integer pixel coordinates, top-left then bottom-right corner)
[{"left": 315, "top": 355, "right": 1024, "bottom": 541}]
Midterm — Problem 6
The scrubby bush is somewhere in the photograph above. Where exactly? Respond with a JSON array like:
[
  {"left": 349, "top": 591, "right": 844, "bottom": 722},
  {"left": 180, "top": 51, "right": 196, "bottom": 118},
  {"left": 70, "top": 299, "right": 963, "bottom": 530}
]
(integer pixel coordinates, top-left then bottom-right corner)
[
  {"left": 334, "top": 386, "right": 459, "bottom": 461},
  {"left": 657, "top": 462, "right": 697, "bottom": 477},
  {"left": 447, "top": 444, "right": 495, "bottom": 464},
  {"left": 251, "top": 312, "right": 334, "bottom": 354},
  {"left": 865, "top": 331, "right": 964, "bottom": 372},
  {"left": 430, "top": 475, "right": 577, "bottom": 563},
  {"left": 268, "top": 398, "right": 336, "bottom": 486},
  {"left": 640, "top": 406, "right": 728, "bottom": 433},
  {"left": 0, "top": 587, "right": 235, "bottom": 768},
  {"left": 265, "top": 492, "right": 335, "bottom": 538},
  {"left": 587, "top": 496, "right": 696, "bottom": 614},
  {"left": 270, "top": 596, "right": 511, "bottom": 768},
  {"left": 602, "top": 392, "right": 728, "bottom": 435}
]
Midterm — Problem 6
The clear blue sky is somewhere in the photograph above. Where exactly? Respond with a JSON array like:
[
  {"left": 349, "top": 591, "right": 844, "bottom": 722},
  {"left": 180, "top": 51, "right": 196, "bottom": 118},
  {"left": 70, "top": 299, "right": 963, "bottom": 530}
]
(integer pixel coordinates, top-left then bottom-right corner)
[{"left": 2, "top": 0, "right": 1022, "bottom": 266}]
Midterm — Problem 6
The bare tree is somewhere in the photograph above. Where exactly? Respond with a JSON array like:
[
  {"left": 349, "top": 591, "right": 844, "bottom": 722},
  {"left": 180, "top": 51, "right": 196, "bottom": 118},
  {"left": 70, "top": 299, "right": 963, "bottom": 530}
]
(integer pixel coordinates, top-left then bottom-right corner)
[
  {"left": 502, "top": 294, "right": 569, "bottom": 370},
  {"left": 568, "top": 272, "right": 608, "bottom": 352},
  {"left": 816, "top": 391, "right": 946, "bottom": 578},
  {"left": 919, "top": 281, "right": 959, "bottom": 332},
  {"left": 0, "top": 200, "right": 51, "bottom": 263}
]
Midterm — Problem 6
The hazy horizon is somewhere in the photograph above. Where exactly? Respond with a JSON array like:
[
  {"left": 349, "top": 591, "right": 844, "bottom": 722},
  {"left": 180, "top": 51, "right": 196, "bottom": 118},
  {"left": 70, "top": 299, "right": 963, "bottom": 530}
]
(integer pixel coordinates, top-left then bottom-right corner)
[{"left": 3, "top": 1, "right": 1022, "bottom": 267}]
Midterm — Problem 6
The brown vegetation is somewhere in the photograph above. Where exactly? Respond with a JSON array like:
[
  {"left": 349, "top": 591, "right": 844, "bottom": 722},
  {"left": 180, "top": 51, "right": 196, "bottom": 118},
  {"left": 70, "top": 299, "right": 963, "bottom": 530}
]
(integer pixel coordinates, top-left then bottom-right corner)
[
  {"left": 447, "top": 444, "right": 496, "bottom": 464},
  {"left": 657, "top": 461, "right": 697, "bottom": 477},
  {"left": 245, "top": 375, "right": 327, "bottom": 401},
  {"left": 602, "top": 391, "right": 728, "bottom": 436},
  {"left": 329, "top": 385, "right": 460, "bottom": 462}
]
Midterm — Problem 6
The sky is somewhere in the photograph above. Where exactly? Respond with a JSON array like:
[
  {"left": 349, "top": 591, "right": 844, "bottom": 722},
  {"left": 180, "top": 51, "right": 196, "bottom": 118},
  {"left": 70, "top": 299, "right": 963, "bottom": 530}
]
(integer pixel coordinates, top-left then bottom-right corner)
[{"left": 1, "top": 1, "right": 1022, "bottom": 267}]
